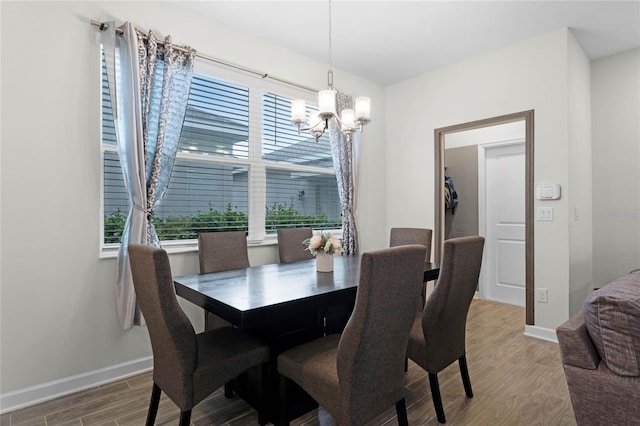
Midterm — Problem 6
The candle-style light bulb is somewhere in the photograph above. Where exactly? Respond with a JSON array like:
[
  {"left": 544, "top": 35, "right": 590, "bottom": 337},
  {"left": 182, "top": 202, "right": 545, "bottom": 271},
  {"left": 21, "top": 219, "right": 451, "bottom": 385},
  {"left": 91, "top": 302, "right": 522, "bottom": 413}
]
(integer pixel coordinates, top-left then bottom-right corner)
[
  {"left": 355, "top": 97, "right": 371, "bottom": 122},
  {"left": 318, "top": 89, "right": 337, "bottom": 119},
  {"left": 341, "top": 109, "right": 356, "bottom": 130},
  {"left": 291, "top": 99, "right": 306, "bottom": 124}
]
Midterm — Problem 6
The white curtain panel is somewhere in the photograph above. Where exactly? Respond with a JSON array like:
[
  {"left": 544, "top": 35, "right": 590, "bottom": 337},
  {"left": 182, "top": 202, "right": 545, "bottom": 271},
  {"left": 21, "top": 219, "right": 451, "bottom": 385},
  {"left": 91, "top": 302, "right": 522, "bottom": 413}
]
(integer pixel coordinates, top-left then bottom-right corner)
[
  {"left": 103, "top": 22, "right": 195, "bottom": 329},
  {"left": 329, "top": 92, "right": 360, "bottom": 255}
]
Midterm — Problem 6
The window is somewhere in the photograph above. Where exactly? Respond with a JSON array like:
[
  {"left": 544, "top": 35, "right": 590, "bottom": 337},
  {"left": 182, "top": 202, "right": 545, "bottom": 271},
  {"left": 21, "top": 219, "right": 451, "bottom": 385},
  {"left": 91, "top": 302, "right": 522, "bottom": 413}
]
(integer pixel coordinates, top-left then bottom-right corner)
[{"left": 101, "top": 55, "right": 341, "bottom": 248}]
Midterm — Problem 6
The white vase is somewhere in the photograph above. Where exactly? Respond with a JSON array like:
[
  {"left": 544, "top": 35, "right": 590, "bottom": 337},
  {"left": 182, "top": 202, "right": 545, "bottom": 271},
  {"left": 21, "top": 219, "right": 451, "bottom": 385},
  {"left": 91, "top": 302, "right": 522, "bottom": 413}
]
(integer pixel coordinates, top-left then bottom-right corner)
[{"left": 316, "top": 252, "right": 334, "bottom": 272}]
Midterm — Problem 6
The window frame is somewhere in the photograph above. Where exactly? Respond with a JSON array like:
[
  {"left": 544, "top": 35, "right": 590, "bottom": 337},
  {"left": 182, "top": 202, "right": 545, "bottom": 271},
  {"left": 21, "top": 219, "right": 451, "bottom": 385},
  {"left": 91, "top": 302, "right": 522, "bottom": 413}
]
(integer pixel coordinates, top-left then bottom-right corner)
[{"left": 99, "top": 55, "right": 341, "bottom": 257}]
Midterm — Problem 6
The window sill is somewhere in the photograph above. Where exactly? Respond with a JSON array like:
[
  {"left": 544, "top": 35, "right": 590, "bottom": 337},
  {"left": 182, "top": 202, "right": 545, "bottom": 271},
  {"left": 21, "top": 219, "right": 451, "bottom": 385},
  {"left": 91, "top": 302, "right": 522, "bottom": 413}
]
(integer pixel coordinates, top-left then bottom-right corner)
[
  {"left": 99, "top": 236, "right": 280, "bottom": 259},
  {"left": 99, "top": 229, "right": 341, "bottom": 259}
]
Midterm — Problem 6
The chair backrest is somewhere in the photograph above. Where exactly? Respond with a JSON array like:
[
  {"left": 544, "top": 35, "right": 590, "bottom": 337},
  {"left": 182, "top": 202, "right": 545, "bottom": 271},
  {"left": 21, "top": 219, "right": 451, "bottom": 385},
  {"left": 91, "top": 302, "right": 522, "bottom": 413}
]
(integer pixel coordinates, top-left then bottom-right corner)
[
  {"left": 277, "top": 227, "right": 315, "bottom": 263},
  {"left": 389, "top": 227, "right": 433, "bottom": 263},
  {"left": 198, "top": 231, "right": 249, "bottom": 273},
  {"left": 128, "top": 244, "right": 198, "bottom": 404},
  {"left": 337, "top": 245, "right": 426, "bottom": 424},
  {"left": 422, "top": 236, "right": 484, "bottom": 373}
]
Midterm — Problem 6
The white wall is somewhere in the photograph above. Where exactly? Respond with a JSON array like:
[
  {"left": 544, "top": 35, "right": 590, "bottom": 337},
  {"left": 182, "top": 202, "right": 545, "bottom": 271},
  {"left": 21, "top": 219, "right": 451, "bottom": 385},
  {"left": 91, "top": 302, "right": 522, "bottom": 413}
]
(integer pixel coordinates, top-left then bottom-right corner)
[
  {"left": 0, "top": 1, "right": 385, "bottom": 405},
  {"left": 591, "top": 48, "right": 640, "bottom": 287},
  {"left": 386, "top": 28, "right": 577, "bottom": 330}
]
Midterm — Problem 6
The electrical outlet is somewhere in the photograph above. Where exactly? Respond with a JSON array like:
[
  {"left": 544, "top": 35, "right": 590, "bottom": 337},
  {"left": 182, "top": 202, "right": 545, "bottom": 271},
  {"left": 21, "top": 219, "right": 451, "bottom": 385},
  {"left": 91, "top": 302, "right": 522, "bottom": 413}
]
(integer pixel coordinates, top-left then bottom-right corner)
[{"left": 536, "top": 288, "right": 548, "bottom": 303}]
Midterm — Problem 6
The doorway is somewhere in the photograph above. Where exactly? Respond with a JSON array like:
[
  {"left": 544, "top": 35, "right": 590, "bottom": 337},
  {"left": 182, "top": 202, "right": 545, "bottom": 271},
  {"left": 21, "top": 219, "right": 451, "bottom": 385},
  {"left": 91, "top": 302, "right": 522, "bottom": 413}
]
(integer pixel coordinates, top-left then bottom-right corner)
[
  {"left": 480, "top": 141, "right": 526, "bottom": 307},
  {"left": 434, "top": 111, "right": 534, "bottom": 325}
]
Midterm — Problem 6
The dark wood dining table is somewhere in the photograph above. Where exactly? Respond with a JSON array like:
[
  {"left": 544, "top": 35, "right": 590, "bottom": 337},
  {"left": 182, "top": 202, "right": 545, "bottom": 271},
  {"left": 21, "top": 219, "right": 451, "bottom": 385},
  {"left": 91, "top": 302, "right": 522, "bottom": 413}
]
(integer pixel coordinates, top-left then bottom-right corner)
[{"left": 174, "top": 254, "right": 439, "bottom": 424}]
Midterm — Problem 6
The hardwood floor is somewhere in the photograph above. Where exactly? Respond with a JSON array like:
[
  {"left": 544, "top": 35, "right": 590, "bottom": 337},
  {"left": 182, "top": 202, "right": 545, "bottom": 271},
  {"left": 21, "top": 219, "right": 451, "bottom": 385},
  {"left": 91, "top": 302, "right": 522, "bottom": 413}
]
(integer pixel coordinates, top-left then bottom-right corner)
[{"left": 1, "top": 299, "right": 576, "bottom": 426}]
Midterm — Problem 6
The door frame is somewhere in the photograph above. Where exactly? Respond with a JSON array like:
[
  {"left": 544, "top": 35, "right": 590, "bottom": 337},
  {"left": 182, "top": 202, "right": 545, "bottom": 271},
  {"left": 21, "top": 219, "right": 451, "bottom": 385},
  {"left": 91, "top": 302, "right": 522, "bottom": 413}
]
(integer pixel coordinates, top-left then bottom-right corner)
[{"left": 434, "top": 110, "right": 534, "bottom": 325}]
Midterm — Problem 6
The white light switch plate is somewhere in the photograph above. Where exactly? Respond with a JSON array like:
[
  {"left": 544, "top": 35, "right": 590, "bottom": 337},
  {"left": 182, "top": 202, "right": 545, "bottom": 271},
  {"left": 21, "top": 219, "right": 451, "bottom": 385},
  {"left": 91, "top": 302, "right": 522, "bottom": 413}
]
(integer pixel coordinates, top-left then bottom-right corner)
[{"left": 537, "top": 207, "right": 553, "bottom": 221}]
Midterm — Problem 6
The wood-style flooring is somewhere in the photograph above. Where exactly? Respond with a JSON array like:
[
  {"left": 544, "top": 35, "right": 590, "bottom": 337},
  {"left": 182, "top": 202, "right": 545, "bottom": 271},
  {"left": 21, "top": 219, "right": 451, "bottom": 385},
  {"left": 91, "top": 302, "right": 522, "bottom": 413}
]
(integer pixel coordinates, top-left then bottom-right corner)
[{"left": 0, "top": 299, "right": 576, "bottom": 425}]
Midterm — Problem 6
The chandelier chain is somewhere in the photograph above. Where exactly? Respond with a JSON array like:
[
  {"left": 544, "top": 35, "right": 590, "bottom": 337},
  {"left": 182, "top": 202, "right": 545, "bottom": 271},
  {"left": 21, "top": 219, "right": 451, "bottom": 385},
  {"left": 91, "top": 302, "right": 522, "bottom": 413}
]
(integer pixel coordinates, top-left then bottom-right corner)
[{"left": 328, "top": 0, "right": 333, "bottom": 87}]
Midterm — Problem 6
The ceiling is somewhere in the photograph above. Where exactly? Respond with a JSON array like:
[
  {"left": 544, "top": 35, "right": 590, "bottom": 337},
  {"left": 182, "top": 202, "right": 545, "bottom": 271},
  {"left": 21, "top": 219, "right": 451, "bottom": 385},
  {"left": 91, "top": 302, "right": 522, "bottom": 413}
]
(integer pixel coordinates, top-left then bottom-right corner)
[{"left": 174, "top": 1, "right": 640, "bottom": 86}]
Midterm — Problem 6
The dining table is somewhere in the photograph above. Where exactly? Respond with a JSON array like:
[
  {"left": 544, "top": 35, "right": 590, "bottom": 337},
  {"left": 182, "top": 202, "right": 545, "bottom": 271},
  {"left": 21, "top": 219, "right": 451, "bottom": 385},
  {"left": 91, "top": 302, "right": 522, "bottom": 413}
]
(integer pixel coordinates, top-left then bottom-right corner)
[{"left": 174, "top": 254, "right": 439, "bottom": 425}]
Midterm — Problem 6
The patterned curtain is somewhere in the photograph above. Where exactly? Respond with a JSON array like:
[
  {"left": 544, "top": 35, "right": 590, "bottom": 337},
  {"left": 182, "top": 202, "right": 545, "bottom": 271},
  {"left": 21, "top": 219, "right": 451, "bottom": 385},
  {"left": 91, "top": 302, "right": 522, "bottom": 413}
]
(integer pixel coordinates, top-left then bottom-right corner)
[
  {"left": 103, "top": 22, "right": 196, "bottom": 329},
  {"left": 329, "top": 92, "right": 360, "bottom": 255}
]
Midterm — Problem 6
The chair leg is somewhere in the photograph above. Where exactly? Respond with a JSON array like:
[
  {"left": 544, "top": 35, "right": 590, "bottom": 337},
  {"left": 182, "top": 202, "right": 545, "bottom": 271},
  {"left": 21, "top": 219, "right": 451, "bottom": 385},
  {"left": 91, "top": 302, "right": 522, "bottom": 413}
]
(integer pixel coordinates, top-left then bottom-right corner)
[
  {"left": 279, "top": 375, "right": 291, "bottom": 426},
  {"left": 428, "top": 373, "right": 446, "bottom": 424},
  {"left": 224, "top": 381, "right": 234, "bottom": 399},
  {"left": 145, "top": 383, "right": 161, "bottom": 426},
  {"left": 258, "top": 363, "right": 269, "bottom": 426},
  {"left": 317, "top": 308, "right": 327, "bottom": 337},
  {"left": 179, "top": 410, "right": 191, "bottom": 426},
  {"left": 458, "top": 355, "right": 473, "bottom": 398},
  {"left": 395, "top": 398, "right": 409, "bottom": 426},
  {"left": 404, "top": 356, "right": 408, "bottom": 372}
]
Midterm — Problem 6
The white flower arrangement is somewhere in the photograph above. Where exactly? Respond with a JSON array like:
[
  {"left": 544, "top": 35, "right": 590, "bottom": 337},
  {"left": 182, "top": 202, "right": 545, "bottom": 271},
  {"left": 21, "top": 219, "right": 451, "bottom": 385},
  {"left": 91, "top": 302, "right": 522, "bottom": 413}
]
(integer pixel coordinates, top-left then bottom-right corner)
[{"left": 303, "top": 232, "right": 342, "bottom": 256}]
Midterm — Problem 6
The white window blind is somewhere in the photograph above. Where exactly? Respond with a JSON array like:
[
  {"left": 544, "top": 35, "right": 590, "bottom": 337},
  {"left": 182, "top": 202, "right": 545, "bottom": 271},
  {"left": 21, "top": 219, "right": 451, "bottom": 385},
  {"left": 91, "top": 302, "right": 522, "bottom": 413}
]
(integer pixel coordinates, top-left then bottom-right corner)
[
  {"left": 101, "top": 54, "right": 341, "bottom": 247},
  {"left": 261, "top": 93, "right": 341, "bottom": 232}
]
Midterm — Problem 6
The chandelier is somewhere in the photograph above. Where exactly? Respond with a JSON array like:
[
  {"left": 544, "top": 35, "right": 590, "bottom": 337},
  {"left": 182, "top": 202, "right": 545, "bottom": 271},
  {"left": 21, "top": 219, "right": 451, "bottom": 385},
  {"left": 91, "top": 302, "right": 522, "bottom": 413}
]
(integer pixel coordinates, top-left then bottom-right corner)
[{"left": 290, "top": 0, "right": 371, "bottom": 142}]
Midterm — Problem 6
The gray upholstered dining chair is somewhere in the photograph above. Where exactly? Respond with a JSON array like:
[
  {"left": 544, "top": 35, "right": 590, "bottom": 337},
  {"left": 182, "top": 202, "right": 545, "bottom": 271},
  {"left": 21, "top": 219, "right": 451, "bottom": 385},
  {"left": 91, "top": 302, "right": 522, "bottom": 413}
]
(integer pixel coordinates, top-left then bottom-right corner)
[
  {"left": 406, "top": 236, "right": 485, "bottom": 424},
  {"left": 198, "top": 230, "right": 249, "bottom": 273},
  {"left": 389, "top": 227, "right": 433, "bottom": 263},
  {"left": 277, "top": 245, "right": 427, "bottom": 426},
  {"left": 128, "top": 244, "right": 270, "bottom": 426},
  {"left": 198, "top": 231, "right": 249, "bottom": 331},
  {"left": 277, "top": 227, "right": 315, "bottom": 264},
  {"left": 390, "top": 227, "right": 434, "bottom": 309}
]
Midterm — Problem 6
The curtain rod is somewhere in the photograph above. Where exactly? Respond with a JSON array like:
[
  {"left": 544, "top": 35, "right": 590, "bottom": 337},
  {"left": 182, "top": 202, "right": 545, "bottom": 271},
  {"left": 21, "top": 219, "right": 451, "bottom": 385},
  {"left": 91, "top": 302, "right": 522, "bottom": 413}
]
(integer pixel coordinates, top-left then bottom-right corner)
[{"left": 91, "top": 19, "right": 317, "bottom": 93}]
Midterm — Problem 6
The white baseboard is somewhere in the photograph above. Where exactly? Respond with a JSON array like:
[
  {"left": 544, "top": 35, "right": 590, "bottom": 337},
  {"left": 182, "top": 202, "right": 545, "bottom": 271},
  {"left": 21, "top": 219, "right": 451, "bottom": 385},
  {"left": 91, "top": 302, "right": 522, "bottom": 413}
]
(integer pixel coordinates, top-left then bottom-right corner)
[
  {"left": 0, "top": 356, "right": 152, "bottom": 414},
  {"left": 524, "top": 325, "right": 558, "bottom": 343}
]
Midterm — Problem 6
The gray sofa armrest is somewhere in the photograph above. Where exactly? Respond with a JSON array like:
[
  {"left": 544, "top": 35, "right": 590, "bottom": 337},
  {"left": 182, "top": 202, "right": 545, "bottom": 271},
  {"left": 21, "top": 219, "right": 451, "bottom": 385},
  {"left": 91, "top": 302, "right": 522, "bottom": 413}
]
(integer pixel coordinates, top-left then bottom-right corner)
[
  {"left": 563, "top": 363, "right": 640, "bottom": 425},
  {"left": 556, "top": 312, "right": 600, "bottom": 370}
]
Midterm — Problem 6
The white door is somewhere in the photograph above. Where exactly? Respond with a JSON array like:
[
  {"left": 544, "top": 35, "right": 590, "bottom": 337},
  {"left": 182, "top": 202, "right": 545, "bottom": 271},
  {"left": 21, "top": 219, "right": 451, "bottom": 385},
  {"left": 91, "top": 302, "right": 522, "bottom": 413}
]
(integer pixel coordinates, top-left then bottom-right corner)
[{"left": 481, "top": 143, "right": 526, "bottom": 307}]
